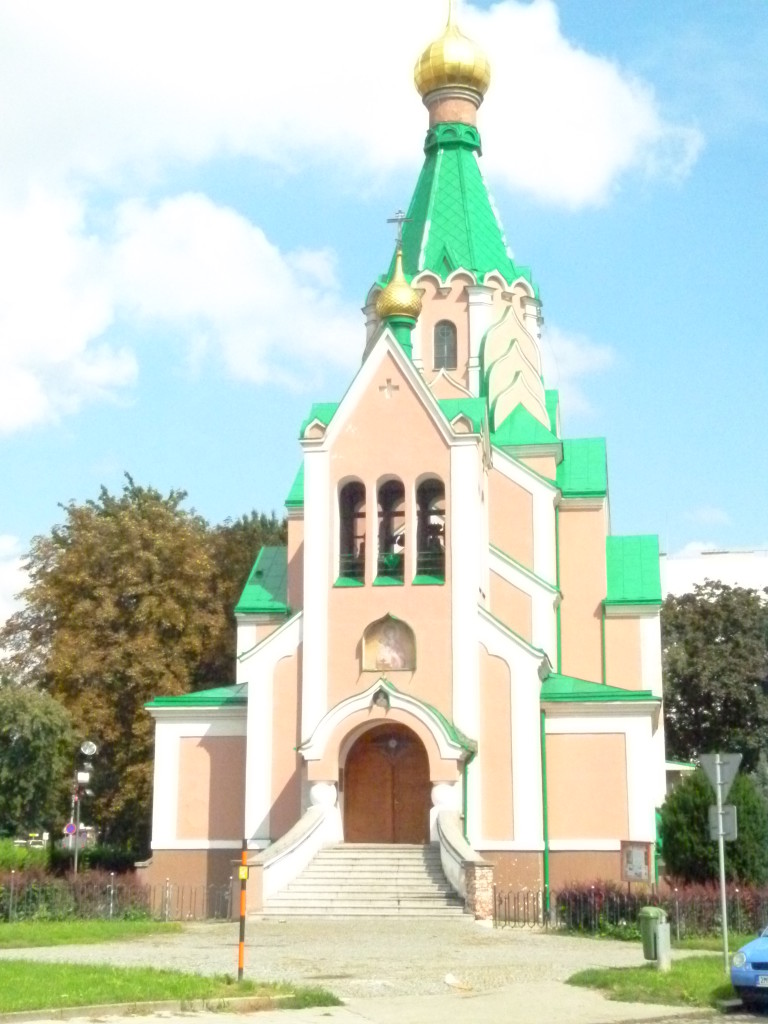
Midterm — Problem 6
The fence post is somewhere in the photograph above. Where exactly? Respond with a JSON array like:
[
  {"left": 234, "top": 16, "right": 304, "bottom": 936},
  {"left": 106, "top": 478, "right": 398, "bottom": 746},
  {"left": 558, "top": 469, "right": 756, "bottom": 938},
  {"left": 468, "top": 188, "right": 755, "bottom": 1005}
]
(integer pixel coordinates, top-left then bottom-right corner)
[
  {"left": 9, "top": 870, "right": 15, "bottom": 922},
  {"left": 164, "top": 878, "right": 171, "bottom": 922},
  {"left": 674, "top": 888, "right": 680, "bottom": 942},
  {"left": 109, "top": 872, "right": 115, "bottom": 920}
]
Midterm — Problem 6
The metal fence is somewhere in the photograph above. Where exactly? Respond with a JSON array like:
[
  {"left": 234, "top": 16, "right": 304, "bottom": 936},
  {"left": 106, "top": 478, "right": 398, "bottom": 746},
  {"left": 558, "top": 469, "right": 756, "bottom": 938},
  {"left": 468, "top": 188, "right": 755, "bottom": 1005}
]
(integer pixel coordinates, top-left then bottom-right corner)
[
  {"left": 0, "top": 873, "right": 233, "bottom": 923},
  {"left": 493, "top": 886, "right": 768, "bottom": 937}
]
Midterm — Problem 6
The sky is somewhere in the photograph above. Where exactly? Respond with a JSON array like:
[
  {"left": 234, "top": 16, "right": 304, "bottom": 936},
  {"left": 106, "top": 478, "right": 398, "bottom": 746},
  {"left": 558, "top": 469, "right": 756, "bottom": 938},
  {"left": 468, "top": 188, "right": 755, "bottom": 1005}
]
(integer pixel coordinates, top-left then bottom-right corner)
[{"left": 2, "top": 0, "right": 768, "bottom": 627}]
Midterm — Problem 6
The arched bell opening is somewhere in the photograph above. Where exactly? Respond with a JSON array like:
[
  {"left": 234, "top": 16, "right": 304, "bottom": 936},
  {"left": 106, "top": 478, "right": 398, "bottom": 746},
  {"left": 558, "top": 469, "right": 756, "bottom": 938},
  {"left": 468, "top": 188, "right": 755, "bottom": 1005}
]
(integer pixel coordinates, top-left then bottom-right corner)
[{"left": 343, "top": 722, "right": 431, "bottom": 844}]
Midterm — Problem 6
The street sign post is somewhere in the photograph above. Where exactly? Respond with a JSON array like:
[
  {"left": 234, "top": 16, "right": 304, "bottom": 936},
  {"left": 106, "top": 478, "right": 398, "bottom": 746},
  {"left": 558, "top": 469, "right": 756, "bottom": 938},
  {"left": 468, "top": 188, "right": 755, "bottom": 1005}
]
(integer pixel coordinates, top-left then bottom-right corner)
[
  {"left": 700, "top": 752, "right": 742, "bottom": 975},
  {"left": 708, "top": 804, "right": 737, "bottom": 842}
]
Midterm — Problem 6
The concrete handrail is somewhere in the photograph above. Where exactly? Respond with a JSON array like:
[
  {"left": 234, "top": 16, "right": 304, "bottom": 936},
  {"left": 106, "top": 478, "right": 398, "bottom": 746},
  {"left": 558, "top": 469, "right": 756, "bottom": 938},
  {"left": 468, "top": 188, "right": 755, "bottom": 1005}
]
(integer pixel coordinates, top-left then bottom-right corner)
[
  {"left": 250, "top": 803, "right": 342, "bottom": 903},
  {"left": 436, "top": 809, "right": 488, "bottom": 901}
]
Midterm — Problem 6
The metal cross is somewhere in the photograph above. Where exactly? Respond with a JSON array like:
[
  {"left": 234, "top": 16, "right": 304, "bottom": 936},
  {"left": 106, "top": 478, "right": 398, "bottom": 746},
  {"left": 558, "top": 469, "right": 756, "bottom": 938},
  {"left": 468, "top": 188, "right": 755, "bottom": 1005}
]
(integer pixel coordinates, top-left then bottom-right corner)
[
  {"left": 386, "top": 209, "right": 411, "bottom": 245},
  {"left": 379, "top": 378, "right": 400, "bottom": 398}
]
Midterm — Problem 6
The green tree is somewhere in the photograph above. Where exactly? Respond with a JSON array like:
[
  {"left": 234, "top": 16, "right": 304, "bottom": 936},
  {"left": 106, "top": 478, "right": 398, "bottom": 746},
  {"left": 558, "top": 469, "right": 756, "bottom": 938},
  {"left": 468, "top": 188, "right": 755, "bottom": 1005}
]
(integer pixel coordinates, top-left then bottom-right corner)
[
  {"left": 662, "top": 582, "right": 768, "bottom": 770},
  {"left": 201, "top": 512, "right": 287, "bottom": 682},
  {"left": 0, "top": 478, "right": 228, "bottom": 852},
  {"left": 660, "top": 769, "right": 768, "bottom": 884},
  {"left": 0, "top": 677, "right": 75, "bottom": 837}
]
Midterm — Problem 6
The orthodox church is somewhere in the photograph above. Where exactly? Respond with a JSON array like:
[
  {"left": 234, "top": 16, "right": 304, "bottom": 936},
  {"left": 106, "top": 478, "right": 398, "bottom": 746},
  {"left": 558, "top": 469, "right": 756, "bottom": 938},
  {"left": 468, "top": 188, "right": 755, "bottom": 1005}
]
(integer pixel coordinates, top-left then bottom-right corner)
[{"left": 145, "top": 8, "right": 666, "bottom": 913}]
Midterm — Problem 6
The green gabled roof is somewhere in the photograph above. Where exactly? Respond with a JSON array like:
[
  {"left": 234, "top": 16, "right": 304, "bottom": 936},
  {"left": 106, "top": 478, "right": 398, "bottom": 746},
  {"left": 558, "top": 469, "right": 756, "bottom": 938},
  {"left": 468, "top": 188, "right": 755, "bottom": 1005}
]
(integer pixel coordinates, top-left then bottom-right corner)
[
  {"left": 605, "top": 535, "right": 662, "bottom": 606},
  {"left": 299, "top": 402, "right": 339, "bottom": 438},
  {"left": 234, "top": 546, "right": 289, "bottom": 616},
  {"left": 541, "top": 673, "right": 656, "bottom": 703},
  {"left": 557, "top": 438, "right": 607, "bottom": 497},
  {"left": 545, "top": 390, "right": 560, "bottom": 436},
  {"left": 285, "top": 464, "right": 304, "bottom": 509},
  {"left": 383, "top": 123, "right": 535, "bottom": 290},
  {"left": 437, "top": 397, "right": 487, "bottom": 433},
  {"left": 146, "top": 683, "right": 247, "bottom": 710},
  {"left": 492, "top": 404, "right": 559, "bottom": 448}
]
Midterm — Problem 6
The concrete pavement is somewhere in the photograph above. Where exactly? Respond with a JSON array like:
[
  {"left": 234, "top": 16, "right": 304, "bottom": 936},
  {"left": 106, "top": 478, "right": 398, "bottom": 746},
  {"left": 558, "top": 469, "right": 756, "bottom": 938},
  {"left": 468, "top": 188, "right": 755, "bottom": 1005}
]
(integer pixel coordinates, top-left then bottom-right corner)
[{"left": 0, "top": 917, "right": 732, "bottom": 1023}]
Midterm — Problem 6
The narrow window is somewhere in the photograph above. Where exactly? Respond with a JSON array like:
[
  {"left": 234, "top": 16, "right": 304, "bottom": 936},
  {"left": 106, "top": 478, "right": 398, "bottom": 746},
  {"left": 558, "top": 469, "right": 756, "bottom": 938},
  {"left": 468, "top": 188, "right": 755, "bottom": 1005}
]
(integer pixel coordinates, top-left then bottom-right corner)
[
  {"left": 434, "top": 321, "right": 457, "bottom": 370},
  {"left": 416, "top": 478, "right": 445, "bottom": 581},
  {"left": 339, "top": 481, "right": 366, "bottom": 582},
  {"left": 377, "top": 479, "right": 405, "bottom": 582}
]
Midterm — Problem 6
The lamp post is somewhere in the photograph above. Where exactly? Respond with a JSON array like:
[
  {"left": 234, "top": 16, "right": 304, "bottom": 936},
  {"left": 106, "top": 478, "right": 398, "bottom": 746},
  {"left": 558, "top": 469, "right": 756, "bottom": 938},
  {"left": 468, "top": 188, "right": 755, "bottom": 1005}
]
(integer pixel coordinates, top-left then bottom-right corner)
[{"left": 73, "top": 740, "right": 97, "bottom": 875}]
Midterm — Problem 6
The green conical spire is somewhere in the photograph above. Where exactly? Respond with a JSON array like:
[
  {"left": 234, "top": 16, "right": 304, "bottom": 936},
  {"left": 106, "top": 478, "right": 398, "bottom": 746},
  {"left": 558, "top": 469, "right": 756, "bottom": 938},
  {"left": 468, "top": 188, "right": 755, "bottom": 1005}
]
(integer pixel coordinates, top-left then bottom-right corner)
[{"left": 382, "top": 122, "right": 535, "bottom": 290}]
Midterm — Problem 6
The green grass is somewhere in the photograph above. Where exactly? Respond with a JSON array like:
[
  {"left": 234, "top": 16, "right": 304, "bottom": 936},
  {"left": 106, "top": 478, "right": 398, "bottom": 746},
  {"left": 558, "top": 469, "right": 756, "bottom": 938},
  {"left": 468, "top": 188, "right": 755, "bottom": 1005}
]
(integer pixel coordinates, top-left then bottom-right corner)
[
  {"left": 673, "top": 931, "right": 756, "bottom": 952},
  {"left": 569, "top": 955, "right": 734, "bottom": 1008},
  {"left": 0, "top": 961, "right": 341, "bottom": 1014},
  {"left": 0, "top": 919, "right": 182, "bottom": 948}
]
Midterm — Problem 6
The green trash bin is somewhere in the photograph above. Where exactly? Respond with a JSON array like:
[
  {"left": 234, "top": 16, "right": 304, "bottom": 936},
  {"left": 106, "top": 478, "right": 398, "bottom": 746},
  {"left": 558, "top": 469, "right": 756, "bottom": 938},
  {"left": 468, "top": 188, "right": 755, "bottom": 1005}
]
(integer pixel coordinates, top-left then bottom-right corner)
[{"left": 638, "top": 906, "right": 668, "bottom": 960}]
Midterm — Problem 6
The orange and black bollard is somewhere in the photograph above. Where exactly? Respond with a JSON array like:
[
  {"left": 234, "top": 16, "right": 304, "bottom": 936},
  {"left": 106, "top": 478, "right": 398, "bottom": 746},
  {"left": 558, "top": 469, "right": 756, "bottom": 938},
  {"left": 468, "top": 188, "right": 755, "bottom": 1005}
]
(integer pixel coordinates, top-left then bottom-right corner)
[{"left": 237, "top": 838, "right": 248, "bottom": 981}]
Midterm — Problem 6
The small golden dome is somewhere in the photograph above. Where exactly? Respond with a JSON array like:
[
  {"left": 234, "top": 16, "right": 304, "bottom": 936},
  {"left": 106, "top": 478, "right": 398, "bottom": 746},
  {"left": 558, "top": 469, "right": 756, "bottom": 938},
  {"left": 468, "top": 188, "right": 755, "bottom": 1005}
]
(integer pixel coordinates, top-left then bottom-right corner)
[
  {"left": 414, "top": 8, "right": 491, "bottom": 100},
  {"left": 376, "top": 248, "right": 422, "bottom": 320}
]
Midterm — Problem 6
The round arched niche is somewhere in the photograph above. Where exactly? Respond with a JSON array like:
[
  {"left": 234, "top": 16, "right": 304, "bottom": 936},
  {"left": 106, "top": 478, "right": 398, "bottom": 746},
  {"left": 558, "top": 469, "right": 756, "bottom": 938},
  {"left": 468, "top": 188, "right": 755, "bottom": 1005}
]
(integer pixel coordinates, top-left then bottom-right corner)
[{"left": 362, "top": 614, "right": 416, "bottom": 672}]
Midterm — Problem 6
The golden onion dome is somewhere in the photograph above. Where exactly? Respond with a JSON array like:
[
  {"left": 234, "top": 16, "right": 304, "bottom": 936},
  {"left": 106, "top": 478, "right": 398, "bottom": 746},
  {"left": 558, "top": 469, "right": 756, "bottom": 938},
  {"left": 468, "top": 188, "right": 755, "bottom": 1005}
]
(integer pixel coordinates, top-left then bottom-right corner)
[
  {"left": 376, "top": 248, "right": 422, "bottom": 320},
  {"left": 414, "top": 8, "right": 491, "bottom": 100}
]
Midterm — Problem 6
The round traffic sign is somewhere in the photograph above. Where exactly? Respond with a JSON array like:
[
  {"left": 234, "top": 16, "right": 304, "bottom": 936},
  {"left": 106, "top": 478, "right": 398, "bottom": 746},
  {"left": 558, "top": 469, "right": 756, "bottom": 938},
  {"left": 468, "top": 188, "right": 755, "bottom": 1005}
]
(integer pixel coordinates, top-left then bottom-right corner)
[{"left": 64, "top": 822, "right": 76, "bottom": 835}]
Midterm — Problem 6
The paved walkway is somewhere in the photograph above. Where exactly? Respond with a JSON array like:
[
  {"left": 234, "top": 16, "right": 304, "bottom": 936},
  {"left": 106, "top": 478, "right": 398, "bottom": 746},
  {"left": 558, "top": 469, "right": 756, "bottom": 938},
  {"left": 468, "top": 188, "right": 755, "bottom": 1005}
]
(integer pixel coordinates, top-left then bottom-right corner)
[{"left": 0, "top": 917, "right": 726, "bottom": 1023}]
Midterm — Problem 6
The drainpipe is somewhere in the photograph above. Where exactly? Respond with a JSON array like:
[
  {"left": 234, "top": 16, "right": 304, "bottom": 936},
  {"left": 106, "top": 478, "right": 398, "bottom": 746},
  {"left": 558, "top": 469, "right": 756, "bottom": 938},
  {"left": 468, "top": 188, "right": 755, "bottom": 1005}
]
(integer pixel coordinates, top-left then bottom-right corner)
[
  {"left": 555, "top": 506, "right": 562, "bottom": 673},
  {"left": 540, "top": 710, "right": 550, "bottom": 913},
  {"left": 601, "top": 602, "right": 607, "bottom": 684}
]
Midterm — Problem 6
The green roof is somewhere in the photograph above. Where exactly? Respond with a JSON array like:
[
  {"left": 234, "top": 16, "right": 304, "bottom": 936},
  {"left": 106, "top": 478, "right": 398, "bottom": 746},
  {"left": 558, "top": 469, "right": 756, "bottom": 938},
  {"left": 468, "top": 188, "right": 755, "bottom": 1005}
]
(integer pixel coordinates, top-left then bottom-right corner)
[
  {"left": 541, "top": 673, "right": 656, "bottom": 703},
  {"left": 605, "top": 535, "right": 662, "bottom": 605},
  {"left": 385, "top": 123, "right": 535, "bottom": 290},
  {"left": 146, "top": 683, "right": 247, "bottom": 710},
  {"left": 437, "top": 397, "right": 487, "bottom": 433},
  {"left": 557, "top": 438, "right": 607, "bottom": 497},
  {"left": 492, "top": 404, "right": 559, "bottom": 448},
  {"left": 234, "top": 546, "right": 289, "bottom": 616},
  {"left": 299, "top": 402, "right": 339, "bottom": 438},
  {"left": 545, "top": 390, "right": 560, "bottom": 436},
  {"left": 285, "top": 463, "right": 304, "bottom": 509}
]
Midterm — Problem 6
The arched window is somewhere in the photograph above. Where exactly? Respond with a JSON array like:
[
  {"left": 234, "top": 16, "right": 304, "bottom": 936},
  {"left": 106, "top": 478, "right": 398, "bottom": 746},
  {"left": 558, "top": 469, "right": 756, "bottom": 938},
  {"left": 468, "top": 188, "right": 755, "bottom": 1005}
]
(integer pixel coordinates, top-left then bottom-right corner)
[
  {"left": 416, "top": 478, "right": 445, "bottom": 581},
  {"left": 434, "top": 321, "right": 457, "bottom": 370},
  {"left": 377, "top": 479, "right": 405, "bottom": 582},
  {"left": 339, "top": 481, "right": 366, "bottom": 582}
]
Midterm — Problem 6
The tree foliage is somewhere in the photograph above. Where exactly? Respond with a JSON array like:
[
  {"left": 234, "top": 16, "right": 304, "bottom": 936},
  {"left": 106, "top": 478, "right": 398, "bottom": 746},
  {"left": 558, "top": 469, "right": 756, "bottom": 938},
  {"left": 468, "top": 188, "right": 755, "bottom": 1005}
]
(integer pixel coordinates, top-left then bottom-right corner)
[
  {"left": 662, "top": 582, "right": 768, "bottom": 770},
  {"left": 0, "top": 478, "right": 287, "bottom": 852},
  {"left": 202, "top": 511, "right": 287, "bottom": 682},
  {"left": 661, "top": 769, "right": 768, "bottom": 884},
  {"left": 0, "top": 678, "right": 74, "bottom": 837}
]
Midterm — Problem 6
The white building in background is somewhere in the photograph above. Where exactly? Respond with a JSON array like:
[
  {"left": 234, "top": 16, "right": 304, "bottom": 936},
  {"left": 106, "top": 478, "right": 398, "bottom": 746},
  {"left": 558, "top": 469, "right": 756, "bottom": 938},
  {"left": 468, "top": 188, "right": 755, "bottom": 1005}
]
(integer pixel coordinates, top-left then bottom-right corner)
[{"left": 661, "top": 549, "right": 768, "bottom": 597}]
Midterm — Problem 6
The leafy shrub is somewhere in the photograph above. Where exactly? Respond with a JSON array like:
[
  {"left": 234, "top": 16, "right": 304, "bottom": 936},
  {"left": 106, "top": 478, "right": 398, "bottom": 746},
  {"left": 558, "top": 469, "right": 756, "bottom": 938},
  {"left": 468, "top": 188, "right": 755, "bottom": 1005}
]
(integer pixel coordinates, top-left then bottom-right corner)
[
  {"left": 661, "top": 770, "right": 768, "bottom": 884},
  {"left": 0, "top": 868, "right": 151, "bottom": 921},
  {"left": 49, "top": 844, "right": 138, "bottom": 875},
  {"left": 0, "top": 839, "right": 47, "bottom": 873}
]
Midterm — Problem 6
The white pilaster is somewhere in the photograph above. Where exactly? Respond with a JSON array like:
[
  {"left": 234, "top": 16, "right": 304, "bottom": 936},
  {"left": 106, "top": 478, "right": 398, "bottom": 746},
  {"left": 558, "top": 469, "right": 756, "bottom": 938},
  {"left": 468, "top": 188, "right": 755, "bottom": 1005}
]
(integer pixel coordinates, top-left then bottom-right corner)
[
  {"left": 301, "top": 448, "right": 330, "bottom": 740},
  {"left": 450, "top": 442, "right": 482, "bottom": 737},
  {"left": 466, "top": 285, "right": 495, "bottom": 396}
]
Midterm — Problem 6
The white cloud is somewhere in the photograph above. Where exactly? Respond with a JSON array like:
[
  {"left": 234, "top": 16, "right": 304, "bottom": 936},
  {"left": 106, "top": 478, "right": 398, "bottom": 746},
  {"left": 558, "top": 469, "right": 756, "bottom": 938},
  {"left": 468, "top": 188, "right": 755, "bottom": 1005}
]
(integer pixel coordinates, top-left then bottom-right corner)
[
  {"left": 0, "top": 536, "right": 27, "bottom": 635},
  {"left": 673, "top": 541, "right": 722, "bottom": 557},
  {"left": 687, "top": 506, "right": 731, "bottom": 527},
  {"left": 110, "top": 194, "right": 360, "bottom": 385},
  {"left": 0, "top": 0, "right": 701, "bottom": 435},
  {"left": 540, "top": 325, "right": 615, "bottom": 416}
]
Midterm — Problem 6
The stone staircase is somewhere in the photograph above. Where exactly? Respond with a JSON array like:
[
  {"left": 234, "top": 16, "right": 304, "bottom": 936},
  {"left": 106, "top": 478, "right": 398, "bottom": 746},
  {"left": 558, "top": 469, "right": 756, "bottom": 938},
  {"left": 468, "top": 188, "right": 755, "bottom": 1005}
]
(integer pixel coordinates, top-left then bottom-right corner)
[{"left": 260, "top": 843, "right": 466, "bottom": 917}]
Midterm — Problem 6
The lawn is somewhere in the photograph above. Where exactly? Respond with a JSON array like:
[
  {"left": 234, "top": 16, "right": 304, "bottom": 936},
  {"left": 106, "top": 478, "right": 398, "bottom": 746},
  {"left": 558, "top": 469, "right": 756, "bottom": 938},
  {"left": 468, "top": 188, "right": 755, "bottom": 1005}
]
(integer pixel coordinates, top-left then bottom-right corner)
[
  {"left": 0, "top": 919, "right": 182, "bottom": 948},
  {"left": 569, "top": 956, "right": 735, "bottom": 1009},
  {"left": 0, "top": 961, "right": 340, "bottom": 1014}
]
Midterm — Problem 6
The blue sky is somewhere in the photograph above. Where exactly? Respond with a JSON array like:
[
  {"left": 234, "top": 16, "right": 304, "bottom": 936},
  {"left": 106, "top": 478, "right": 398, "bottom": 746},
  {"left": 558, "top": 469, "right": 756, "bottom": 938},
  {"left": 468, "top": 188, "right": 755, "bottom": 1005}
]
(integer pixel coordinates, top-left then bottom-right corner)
[{"left": 2, "top": 0, "right": 767, "bottom": 625}]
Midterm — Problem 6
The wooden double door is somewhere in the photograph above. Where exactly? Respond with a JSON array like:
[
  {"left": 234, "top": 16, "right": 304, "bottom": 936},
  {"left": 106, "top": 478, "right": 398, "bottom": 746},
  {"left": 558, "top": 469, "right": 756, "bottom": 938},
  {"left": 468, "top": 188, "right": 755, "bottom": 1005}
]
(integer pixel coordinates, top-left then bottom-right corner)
[{"left": 343, "top": 723, "right": 431, "bottom": 844}]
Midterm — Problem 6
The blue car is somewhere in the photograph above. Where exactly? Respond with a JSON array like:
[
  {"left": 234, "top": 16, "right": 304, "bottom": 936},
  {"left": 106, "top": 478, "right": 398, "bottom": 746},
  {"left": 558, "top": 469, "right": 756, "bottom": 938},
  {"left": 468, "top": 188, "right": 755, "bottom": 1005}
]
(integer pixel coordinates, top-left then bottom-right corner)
[{"left": 732, "top": 929, "right": 768, "bottom": 1005}]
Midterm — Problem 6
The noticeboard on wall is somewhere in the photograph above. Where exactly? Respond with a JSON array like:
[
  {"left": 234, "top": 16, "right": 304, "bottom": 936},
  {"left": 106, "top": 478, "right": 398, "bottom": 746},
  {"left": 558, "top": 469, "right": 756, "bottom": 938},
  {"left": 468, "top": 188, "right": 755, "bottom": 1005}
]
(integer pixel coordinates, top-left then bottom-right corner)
[{"left": 620, "top": 840, "right": 651, "bottom": 883}]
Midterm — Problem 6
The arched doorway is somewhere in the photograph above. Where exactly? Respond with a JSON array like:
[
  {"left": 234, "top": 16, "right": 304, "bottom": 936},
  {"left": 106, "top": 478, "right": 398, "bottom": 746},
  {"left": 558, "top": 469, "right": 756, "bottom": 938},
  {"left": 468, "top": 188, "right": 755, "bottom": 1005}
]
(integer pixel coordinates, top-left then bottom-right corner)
[{"left": 343, "top": 723, "right": 431, "bottom": 843}]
